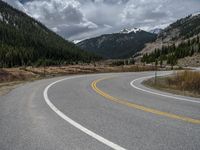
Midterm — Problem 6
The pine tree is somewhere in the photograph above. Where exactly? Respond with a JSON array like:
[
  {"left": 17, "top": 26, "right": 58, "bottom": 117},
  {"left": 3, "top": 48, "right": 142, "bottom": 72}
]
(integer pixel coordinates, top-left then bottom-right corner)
[
  {"left": 190, "top": 47, "right": 194, "bottom": 56},
  {"left": 198, "top": 43, "right": 200, "bottom": 53},
  {"left": 197, "top": 35, "right": 199, "bottom": 43},
  {"left": 160, "top": 57, "right": 163, "bottom": 67}
]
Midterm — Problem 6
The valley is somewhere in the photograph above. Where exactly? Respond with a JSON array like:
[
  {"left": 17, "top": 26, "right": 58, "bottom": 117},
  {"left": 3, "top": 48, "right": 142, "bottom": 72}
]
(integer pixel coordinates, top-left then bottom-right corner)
[{"left": 0, "top": 1, "right": 200, "bottom": 150}]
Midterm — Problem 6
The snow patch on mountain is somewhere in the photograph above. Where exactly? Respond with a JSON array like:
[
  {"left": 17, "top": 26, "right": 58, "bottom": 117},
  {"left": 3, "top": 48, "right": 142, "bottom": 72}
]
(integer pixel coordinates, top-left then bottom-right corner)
[
  {"left": 73, "top": 39, "right": 83, "bottom": 44},
  {"left": 191, "top": 11, "right": 200, "bottom": 17},
  {"left": 120, "top": 28, "right": 141, "bottom": 34}
]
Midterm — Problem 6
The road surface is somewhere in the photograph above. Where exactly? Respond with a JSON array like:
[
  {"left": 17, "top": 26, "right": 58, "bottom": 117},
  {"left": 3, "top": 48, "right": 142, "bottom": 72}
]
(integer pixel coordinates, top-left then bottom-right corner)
[{"left": 0, "top": 71, "right": 200, "bottom": 150}]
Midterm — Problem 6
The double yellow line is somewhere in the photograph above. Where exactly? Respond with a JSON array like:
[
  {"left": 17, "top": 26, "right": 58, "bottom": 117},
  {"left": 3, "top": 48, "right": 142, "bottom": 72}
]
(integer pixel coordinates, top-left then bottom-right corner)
[{"left": 91, "top": 77, "right": 200, "bottom": 125}]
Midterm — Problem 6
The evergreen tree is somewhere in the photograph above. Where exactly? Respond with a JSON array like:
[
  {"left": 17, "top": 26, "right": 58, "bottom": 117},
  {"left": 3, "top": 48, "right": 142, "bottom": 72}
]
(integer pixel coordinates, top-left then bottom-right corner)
[{"left": 141, "top": 35, "right": 200, "bottom": 66}]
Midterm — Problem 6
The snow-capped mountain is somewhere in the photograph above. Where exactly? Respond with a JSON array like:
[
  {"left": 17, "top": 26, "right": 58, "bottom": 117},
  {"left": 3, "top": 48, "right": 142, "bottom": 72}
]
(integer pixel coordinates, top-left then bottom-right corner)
[
  {"left": 77, "top": 28, "right": 156, "bottom": 59},
  {"left": 120, "top": 28, "right": 141, "bottom": 34}
]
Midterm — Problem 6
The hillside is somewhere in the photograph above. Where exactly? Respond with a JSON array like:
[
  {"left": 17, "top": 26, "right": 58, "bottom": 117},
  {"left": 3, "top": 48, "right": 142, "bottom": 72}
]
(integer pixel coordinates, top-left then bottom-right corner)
[
  {"left": 140, "top": 13, "right": 200, "bottom": 67},
  {"left": 141, "top": 13, "right": 200, "bottom": 54},
  {"left": 77, "top": 28, "right": 156, "bottom": 59},
  {"left": 141, "top": 36, "right": 200, "bottom": 66},
  {"left": 0, "top": 1, "right": 100, "bottom": 67}
]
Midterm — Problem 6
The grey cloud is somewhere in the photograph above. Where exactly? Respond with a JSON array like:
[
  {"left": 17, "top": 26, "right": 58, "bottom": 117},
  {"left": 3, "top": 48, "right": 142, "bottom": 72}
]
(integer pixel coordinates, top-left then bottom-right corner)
[
  {"left": 20, "top": 0, "right": 99, "bottom": 40},
  {"left": 57, "top": 24, "right": 98, "bottom": 40},
  {"left": 145, "top": 12, "right": 167, "bottom": 20},
  {"left": 4, "top": 0, "right": 200, "bottom": 41},
  {"left": 25, "top": 3, "right": 83, "bottom": 25},
  {"left": 77, "top": 0, "right": 129, "bottom": 4}
]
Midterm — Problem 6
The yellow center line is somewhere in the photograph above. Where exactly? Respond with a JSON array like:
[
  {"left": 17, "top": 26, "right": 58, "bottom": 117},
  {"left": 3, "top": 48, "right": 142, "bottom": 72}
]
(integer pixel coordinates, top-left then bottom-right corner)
[{"left": 91, "top": 77, "right": 200, "bottom": 125}]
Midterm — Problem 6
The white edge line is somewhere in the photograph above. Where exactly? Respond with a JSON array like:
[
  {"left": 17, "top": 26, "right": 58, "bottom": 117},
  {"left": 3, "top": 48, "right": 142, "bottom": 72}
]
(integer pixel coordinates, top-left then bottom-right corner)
[
  {"left": 43, "top": 75, "right": 126, "bottom": 150},
  {"left": 130, "top": 73, "right": 200, "bottom": 104}
]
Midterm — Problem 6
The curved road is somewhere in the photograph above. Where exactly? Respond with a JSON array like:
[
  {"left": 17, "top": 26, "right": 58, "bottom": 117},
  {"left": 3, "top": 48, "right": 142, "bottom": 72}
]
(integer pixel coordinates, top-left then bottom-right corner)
[{"left": 0, "top": 71, "right": 200, "bottom": 150}]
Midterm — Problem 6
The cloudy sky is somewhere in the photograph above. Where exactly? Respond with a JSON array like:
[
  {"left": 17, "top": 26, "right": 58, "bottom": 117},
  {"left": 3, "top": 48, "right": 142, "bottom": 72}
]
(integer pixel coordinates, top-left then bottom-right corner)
[{"left": 4, "top": 0, "right": 200, "bottom": 41}]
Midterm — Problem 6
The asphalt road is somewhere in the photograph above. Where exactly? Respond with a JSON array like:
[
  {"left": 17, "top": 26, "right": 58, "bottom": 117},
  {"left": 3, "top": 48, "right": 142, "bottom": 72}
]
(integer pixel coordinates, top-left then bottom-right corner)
[{"left": 0, "top": 71, "right": 200, "bottom": 150}]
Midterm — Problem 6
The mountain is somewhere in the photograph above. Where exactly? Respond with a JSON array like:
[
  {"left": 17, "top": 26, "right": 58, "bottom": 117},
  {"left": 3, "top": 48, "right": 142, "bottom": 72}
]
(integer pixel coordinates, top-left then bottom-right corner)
[
  {"left": 149, "top": 28, "right": 163, "bottom": 35},
  {"left": 158, "top": 13, "right": 200, "bottom": 41},
  {"left": 140, "top": 13, "right": 200, "bottom": 67},
  {"left": 141, "top": 13, "right": 200, "bottom": 54},
  {"left": 0, "top": 0, "right": 100, "bottom": 67},
  {"left": 77, "top": 28, "right": 157, "bottom": 59}
]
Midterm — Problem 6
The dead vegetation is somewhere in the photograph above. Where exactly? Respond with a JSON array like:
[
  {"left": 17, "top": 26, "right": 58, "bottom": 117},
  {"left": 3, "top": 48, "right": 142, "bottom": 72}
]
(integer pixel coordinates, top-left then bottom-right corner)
[
  {"left": 143, "top": 70, "right": 200, "bottom": 98},
  {"left": 0, "top": 64, "right": 158, "bottom": 95},
  {"left": 167, "top": 71, "right": 200, "bottom": 94},
  {"left": 0, "top": 68, "right": 37, "bottom": 83},
  {"left": 0, "top": 64, "right": 157, "bottom": 83}
]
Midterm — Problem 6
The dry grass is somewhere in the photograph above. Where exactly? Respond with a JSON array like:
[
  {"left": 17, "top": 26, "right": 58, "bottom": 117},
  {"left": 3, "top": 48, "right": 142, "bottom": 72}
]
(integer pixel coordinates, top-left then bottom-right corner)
[
  {"left": 0, "top": 68, "right": 38, "bottom": 95},
  {"left": 167, "top": 71, "right": 200, "bottom": 94},
  {"left": 0, "top": 64, "right": 157, "bottom": 83},
  {"left": 0, "top": 68, "right": 37, "bottom": 83},
  {"left": 143, "top": 70, "right": 200, "bottom": 98},
  {"left": 22, "top": 64, "right": 157, "bottom": 76},
  {"left": 0, "top": 64, "right": 157, "bottom": 95}
]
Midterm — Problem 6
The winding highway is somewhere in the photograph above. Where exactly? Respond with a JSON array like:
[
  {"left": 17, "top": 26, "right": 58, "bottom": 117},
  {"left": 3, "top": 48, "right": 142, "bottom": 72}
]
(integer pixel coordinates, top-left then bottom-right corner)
[{"left": 0, "top": 71, "right": 200, "bottom": 150}]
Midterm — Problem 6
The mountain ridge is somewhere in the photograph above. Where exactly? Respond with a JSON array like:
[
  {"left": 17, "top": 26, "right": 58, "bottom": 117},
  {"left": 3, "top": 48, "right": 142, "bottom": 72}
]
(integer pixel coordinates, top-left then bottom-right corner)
[{"left": 77, "top": 28, "right": 157, "bottom": 59}]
